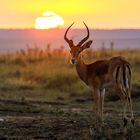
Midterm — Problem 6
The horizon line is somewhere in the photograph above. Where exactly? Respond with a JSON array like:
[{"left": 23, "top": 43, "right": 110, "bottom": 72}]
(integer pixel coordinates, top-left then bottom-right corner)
[{"left": 1, "top": 27, "right": 140, "bottom": 30}]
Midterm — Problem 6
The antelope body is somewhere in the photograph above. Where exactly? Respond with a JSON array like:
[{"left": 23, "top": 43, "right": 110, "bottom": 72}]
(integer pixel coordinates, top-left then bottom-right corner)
[{"left": 64, "top": 22, "right": 134, "bottom": 127}]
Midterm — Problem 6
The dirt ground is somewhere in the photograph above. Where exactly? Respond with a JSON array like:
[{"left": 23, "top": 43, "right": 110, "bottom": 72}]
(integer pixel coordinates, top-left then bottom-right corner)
[{"left": 0, "top": 99, "right": 139, "bottom": 140}]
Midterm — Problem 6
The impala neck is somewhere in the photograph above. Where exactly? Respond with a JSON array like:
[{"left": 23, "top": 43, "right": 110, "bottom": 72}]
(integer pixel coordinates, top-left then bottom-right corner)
[{"left": 75, "top": 54, "right": 88, "bottom": 84}]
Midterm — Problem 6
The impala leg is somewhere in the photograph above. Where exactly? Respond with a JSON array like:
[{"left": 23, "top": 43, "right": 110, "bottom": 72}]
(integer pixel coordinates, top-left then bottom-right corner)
[
  {"left": 100, "top": 88, "right": 105, "bottom": 125},
  {"left": 119, "top": 89, "right": 128, "bottom": 127},
  {"left": 122, "top": 89, "right": 134, "bottom": 127},
  {"left": 92, "top": 89, "right": 101, "bottom": 127},
  {"left": 127, "top": 90, "right": 134, "bottom": 126},
  {"left": 123, "top": 97, "right": 128, "bottom": 127},
  {"left": 116, "top": 88, "right": 128, "bottom": 127}
]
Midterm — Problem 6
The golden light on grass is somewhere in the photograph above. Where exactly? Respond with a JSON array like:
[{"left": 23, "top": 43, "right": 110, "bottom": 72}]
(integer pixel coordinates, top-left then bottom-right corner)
[{"left": 35, "top": 11, "right": 64, "bottom": 29}]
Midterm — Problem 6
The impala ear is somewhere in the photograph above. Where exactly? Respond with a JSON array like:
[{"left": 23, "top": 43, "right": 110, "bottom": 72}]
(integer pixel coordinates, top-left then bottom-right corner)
[{"left": 81, "top": 40, "right": 93, "bottom": 50}]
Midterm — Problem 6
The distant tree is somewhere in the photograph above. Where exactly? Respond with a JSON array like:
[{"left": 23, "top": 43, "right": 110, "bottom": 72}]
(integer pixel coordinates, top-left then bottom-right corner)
[{"left": 110, "top": 41, "right": 114, "bottom": 56}]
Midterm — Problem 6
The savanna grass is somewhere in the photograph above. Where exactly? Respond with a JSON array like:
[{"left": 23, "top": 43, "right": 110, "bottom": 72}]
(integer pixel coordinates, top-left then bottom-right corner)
[{"left": 0, "top": 46, "right": 139, "bottom": 102}]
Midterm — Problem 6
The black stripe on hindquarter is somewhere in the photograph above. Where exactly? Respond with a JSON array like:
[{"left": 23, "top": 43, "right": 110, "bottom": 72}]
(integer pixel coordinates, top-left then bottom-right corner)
[
  {"left": 126, "top": 65, "right": 131, "bottom": 78},
  {"left": 122, "top": 65, "right": 127, "bottom": 88},
  {"left": 116, "top": 65, "right": 127, "bottom": 97},
  {"left": 116, "top": 66, "right": 120, "bottom": 83}
]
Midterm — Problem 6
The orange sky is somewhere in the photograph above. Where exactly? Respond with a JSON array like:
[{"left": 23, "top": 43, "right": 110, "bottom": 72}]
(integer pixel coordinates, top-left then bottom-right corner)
[{"left": 0, "top": 0, "right": 140, "bottom": 29}]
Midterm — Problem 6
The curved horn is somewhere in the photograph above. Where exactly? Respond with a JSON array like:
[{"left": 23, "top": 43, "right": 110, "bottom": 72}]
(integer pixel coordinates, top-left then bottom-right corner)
[
  {"left": 64, "top": 22, "right": 74, "bottom": 46},
  {"left": 77, "top": 22, "right": 89, "bottom": 46}
]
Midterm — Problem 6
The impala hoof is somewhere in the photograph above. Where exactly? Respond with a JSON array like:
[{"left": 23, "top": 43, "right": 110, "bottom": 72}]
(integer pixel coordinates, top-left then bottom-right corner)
[
  {"left": 131, "top": 119, "right": 135, "bottom": 126},
  {"left": 123, "top": 118, "right": 128, "bottom": 127}
]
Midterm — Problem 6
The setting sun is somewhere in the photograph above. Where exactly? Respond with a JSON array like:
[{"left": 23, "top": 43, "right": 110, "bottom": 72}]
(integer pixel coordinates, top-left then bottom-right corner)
[{"left": 35, "top": 11, "right": 64, "bottom": 29}]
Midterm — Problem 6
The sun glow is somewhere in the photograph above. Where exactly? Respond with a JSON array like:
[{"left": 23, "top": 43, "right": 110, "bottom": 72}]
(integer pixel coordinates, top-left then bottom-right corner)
[{"left": 35, "top": 11, "right": 64, "bottom": 29}]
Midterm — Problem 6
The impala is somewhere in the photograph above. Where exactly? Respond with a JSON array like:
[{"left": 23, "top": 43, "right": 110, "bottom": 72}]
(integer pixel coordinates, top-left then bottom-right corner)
[{"left": 64, "top": 22, "right": 134, "bottom": 127}]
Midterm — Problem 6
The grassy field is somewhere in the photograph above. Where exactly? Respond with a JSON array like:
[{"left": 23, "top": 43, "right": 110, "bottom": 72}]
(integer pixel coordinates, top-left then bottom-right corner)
[
  {"left": 0, "top": 47, "right": 139, "bottom": 101},
  {"left": 0, "top": 47, "right": 139, "bottom": 139}
]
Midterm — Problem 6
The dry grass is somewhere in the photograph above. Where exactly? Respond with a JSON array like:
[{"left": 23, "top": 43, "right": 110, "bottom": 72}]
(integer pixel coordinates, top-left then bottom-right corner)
[{"left": 0, "top": 46, "right": 139, "bottom": 102}]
